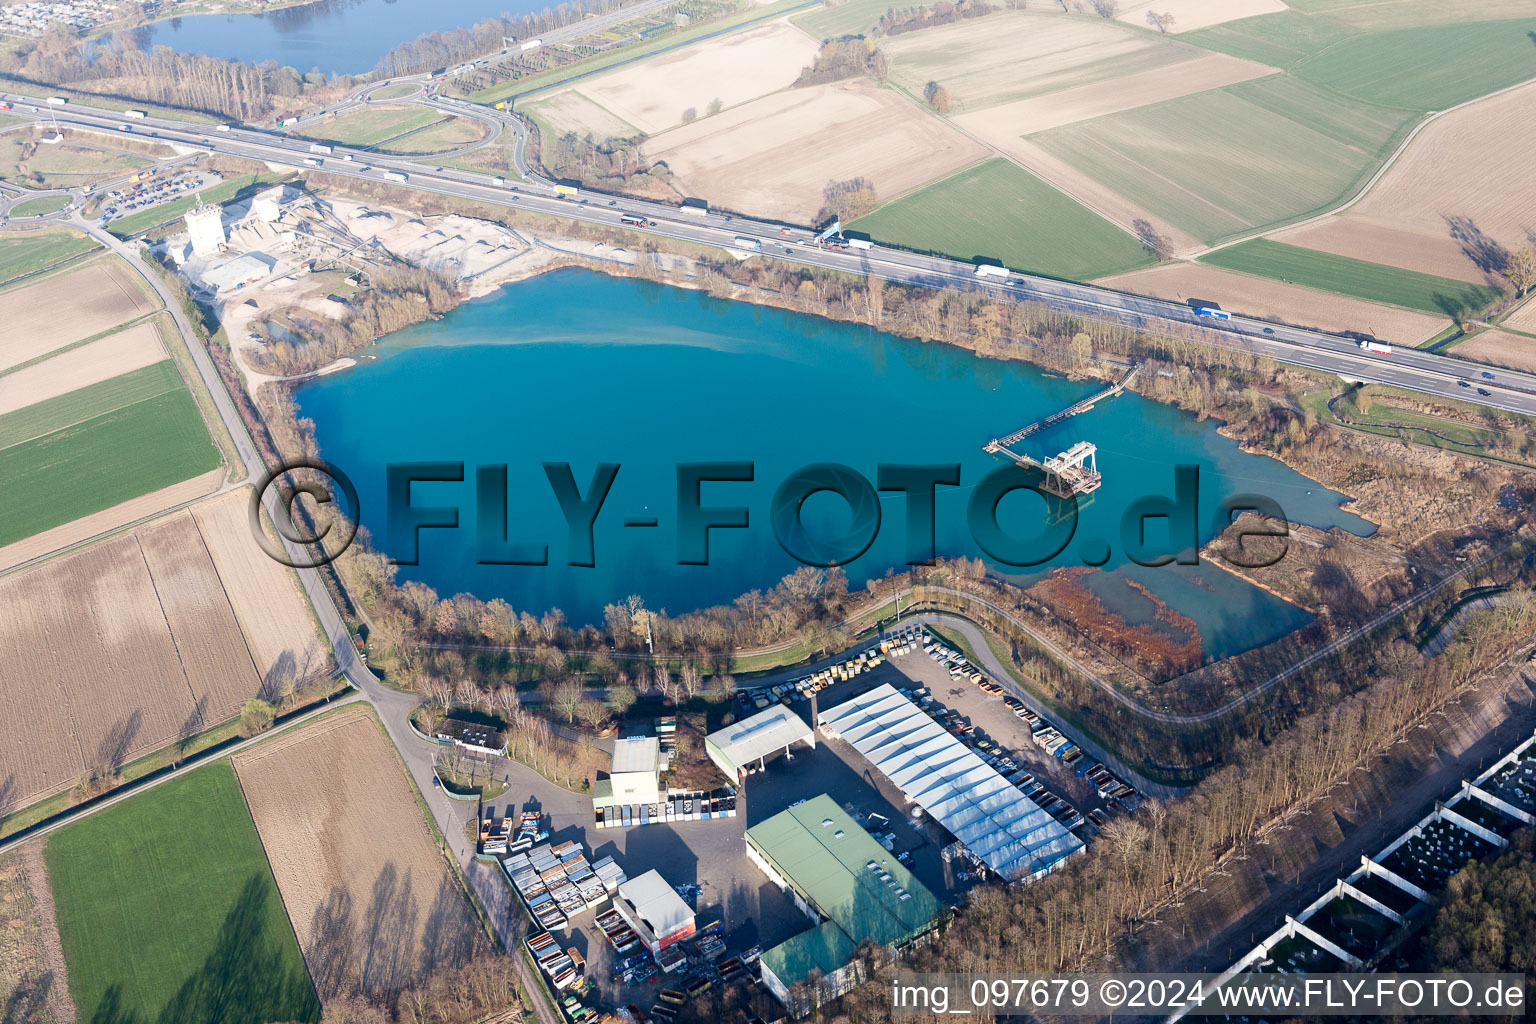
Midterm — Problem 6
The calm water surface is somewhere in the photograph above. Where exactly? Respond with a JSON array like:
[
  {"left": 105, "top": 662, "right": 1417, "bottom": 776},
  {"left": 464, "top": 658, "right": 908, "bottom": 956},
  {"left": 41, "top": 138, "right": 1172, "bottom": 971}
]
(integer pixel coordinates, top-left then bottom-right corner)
[
  {"left": 136, "top": 0, "right": 530, "bottom": 75},
  {"left": 297, "top": 269, "right": 1372, "bottom": 660}
]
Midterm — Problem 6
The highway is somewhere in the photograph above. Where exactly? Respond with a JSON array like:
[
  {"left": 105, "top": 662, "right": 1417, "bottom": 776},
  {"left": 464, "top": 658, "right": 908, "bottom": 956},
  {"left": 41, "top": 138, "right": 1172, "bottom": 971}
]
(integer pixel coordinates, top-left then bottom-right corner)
[{"left": 11, "top": 89, "right": 1536, "bottom": 426}]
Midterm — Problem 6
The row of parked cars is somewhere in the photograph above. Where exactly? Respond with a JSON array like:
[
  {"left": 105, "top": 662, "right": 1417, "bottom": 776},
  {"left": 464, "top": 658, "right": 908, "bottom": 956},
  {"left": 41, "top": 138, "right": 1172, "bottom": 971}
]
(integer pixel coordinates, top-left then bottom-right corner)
[{"left": 739, "top": 638, "right": 903, "bottom": 713}]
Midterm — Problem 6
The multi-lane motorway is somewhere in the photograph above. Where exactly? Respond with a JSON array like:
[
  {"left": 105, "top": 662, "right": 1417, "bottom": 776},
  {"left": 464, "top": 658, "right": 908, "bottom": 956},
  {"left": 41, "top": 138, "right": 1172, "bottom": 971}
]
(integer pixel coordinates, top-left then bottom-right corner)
[{"left": 13, "top": 89, "right": 1536, "bottom": 419}]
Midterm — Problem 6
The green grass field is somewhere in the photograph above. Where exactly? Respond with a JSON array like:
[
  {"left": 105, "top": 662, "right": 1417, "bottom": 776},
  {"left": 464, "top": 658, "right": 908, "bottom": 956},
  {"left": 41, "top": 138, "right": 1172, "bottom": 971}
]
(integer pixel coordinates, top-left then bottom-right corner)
[
  {"left": 1187, "top": 12, "right": 1536, "bottom": 111},
  {"left": 106, "top": 170, "right": 289, "bottom": 238},
  {"left": 299, "top": 105, "right": 440, "bottom": 147},
  {"left": 1032, "top": 77, "right": 1413, "bottom": 244},
  {"left": 0, "top": 228, "right": 98, "bottom": 281},
  {"left": 369, "top": 81, "right": 422, "bottom": 101},
  {"left": 792, "top": 0, "right": 902, "bottom": 39},
  {"left": 849, "top": 158, "right": 1155, "bottom": 281},
  {"left": 1293, "top": 19, "right": 1536, "bottom": 111},
  {"left": 8, "top": 194, "right": 72, "bottom": 218},
  {"left": 46, "top": 761, "right": 320, "bottom": 1024},
  {"left": 1202, "top": 239, "right": 1506, "bottom": 317},
  {"left": 374, "top": 115, "right": 488, "bottom": 154},
  {"left": 0, "top": 362, "right": 219, "bottom": 546}
]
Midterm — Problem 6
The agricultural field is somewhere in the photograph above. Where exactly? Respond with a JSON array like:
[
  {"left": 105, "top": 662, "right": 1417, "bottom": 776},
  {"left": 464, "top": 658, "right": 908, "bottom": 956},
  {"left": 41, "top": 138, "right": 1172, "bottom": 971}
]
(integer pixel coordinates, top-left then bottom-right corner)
[
  {"left": 850, "top": 158, "right": 1154, "bottom": 281},
  {"left": 642, "top": 81, "right": 988, "bottom": 223},
  {"left": 1201, "top": 240, "right": 1505, "bottom": 318},
  {"left": 1270, "top": 80, "right": 1536, "bottom": 285},
  {"left": 1449, "top": 330, "right": 1536, "bottom": 375},
  {"left": 1186, "top": 6, "right": 1536, "bottom": 110},
  {"left": 883, "top": 13, "right": 1197, "bottom": 115},
  {"left": 192, "top": 487, "right": 331, "bottom": 686},
  {"left": 524, "top": 90, "right": 640, "bottom": 143},
  {"left": 953, "top": 51, "right": 1275, "bottom": 137},
  {"left": 233, "top": 710, "right": 483, "bottom": 1003},
  {"left": 0, "top": 255, "right": 225, "bottom": 548},
  {"left": 1096, "top": 262, "right": 1450, "bottom": 345},
  {"left": 0, "top": 259, "right": 156, "bottom": 371},
  {"left": 0, "top": 227, "right": 97, "bottom": 282},
  {"left": 45, "top": 762, "right": 320, "bottom": 1024},
  {"left": 0, "top": 493, "right": 328, "bottom": 818},
  {"left": 1029, "top": 76, "right": 1414, "bottom": 244},
  {"left": 548, "top": 20, "right": 817, "bottom": 136},
  {"left": 0, "top": 362, "right": 219, "bottom": 546},
  {"left": 792, "top": 0, "right": 900, "bottom": 40},
  {"left": 1115, "top": 0, "right": 1289, "bottom": 33},
  {"left": 0, "top": 318, "right": 166, "bottom": 416},
  {"left": 1503, "top": 296, "right": 1536, "bottom": 335},
  {"left": 0, "top": 845, "right": 73, "bottom": 1024}
]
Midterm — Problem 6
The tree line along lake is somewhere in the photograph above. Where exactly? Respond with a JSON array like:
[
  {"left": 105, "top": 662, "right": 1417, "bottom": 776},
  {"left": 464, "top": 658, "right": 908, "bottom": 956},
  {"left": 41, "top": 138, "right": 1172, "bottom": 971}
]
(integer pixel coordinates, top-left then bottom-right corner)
[
  {"left": 295, "top": 269, "right": 1374, "bottom": 663},
  {"left": 132, "top": 0, "right": 535, "bottom": 76}
]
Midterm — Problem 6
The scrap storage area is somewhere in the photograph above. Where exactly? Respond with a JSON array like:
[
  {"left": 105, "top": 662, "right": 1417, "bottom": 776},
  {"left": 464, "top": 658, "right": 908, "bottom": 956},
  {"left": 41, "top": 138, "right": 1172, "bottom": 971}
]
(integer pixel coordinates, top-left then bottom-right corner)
[{"left": 817, "top": 683, "right": 1085, "bottom": 882}]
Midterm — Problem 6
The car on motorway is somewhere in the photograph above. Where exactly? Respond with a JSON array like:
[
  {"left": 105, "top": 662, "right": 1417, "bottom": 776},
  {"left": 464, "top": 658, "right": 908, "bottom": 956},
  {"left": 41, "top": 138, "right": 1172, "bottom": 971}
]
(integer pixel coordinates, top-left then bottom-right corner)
[
  {"left": 1263, "top": 327, "right": 1274, "bottom": 333},
  {"left": 1458, "top": 380, "right": 1471, "bottom": 387},
  {"left": 608, "top": 199, "right": 616, "bottom": 206},
  {"left": 1482, "top": 371, "right": 1495, "bottom": 379},
  {"left": 1478, "top": 388, "right": 1491, "bottom": 396}
]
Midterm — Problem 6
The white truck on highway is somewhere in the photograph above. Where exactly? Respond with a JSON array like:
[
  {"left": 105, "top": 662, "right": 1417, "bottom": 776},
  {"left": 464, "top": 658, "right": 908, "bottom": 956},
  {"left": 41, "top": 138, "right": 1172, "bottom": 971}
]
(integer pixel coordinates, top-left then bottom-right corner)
[
  {"left": 309, "top": 143, "right": 333, "bottom": 154},
  {"left": 974, "top": 264, "right": 1009, "bottom": 279},
  {"left": 733, "top": 236, "right": 761, "bottom": 250},
  {"left": 1358, "top": 339, "right": 1393, "bottom": 355},
  {"left": 384, "top": 170, "right": 408, "bottom": 182},
  {"left": 304, "top": 157, "right": 323, "bottom": 167},
  {"left": 124, "top": 109, "right": 147, "bottom": 119},
  {"left": 847, "top": 238, "right": 873, "bottom": 250},
  {"left": 520, "top": 38, "right": 543, "bottom": 51},
  {"left": 46, "top": 96, "right": 67, "bottom": 106}
]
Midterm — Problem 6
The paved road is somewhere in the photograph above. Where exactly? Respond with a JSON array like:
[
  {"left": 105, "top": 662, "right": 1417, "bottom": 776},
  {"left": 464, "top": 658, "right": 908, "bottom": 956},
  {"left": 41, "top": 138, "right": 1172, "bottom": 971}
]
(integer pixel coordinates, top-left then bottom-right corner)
[
  {"left": 9, "top": 93, "right": 1536, "bottom": 422},
  {"left": 73, "top": 216, "right": 564, "bottom": 1024}
]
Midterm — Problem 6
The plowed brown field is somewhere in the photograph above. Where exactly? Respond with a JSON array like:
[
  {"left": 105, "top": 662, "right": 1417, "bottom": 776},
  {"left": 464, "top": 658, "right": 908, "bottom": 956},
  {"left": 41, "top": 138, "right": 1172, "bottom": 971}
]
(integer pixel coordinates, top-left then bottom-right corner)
[
  {"left": 191, "top": 488, "right": 331, "bottom": 688},
  {"left": 1272, "top": 81, "right": 1536, "bottom": 284},
  {"left": 643, "top": 82, "right": 988, "bottom": 222},
  {"left": 1449, "top": 330, "right": 1536, "bottom": 374},
  {"left": 0, "top": 497, "right": 325, "bottom": 817},
  {"left": 0, "top": 261, "right": 155, "bottom": 372},
  {"left": 0, "top": 321, "right": 165, "bottom": 416},
  {"left": 233, "top": 710, "right": 483, "bottom": 1003}
]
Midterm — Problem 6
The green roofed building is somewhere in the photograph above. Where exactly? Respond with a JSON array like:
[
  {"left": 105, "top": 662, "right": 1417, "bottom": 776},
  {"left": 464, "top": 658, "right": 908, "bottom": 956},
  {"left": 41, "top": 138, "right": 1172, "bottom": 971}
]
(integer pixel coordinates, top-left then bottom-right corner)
[{"left": 746, "top": 794, "right": 943, "bottom": 1014}]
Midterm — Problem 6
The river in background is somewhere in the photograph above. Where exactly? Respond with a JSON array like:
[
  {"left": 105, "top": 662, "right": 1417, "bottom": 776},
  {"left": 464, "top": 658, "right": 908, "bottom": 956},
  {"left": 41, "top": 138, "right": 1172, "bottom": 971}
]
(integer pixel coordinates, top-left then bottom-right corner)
[
  {"left": 296, "top": 269, "right": 1373, "bottom": 661},
  {"left": 133, "top": 0, "right": 527, "bottom": 75}
]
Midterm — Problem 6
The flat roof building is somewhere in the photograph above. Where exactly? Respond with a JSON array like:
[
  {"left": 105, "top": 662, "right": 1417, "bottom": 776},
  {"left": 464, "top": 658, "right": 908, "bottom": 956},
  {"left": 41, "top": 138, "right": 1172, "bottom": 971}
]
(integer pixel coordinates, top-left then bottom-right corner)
[
  {"left": 613, "top": 869, "right": 695, "bottom": 953},
  {"left": 747, "top": 795, "right": 942, "bottom": 1013},
  {"left": 818, "top": 683, "right": 1083, "bottom": 881},
  {"left": 593, "top": 736, "right": 661, "bottom": 810},
  {"left": 706, "top": 705, "right": 814, "bottom": 781}
]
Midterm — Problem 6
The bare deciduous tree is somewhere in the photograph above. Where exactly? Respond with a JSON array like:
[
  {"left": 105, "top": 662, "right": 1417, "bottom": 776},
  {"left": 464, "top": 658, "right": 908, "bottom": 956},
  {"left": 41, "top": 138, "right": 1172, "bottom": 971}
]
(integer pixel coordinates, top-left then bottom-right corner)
[{"left": 1145, "top": 9, "right": 1175, "bottom": 32}]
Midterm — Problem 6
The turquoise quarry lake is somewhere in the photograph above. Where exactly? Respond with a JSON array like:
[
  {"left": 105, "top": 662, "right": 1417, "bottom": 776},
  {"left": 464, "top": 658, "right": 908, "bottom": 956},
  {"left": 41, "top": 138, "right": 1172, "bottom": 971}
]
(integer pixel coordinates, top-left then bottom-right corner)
[{"left": 296, "top": 269, "right": 1372, "bottom": 661}]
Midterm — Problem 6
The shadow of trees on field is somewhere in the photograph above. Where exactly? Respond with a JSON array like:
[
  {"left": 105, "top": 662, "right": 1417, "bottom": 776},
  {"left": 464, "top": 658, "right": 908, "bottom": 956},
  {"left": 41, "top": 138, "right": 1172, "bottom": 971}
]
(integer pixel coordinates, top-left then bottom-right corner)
[
  {"left": 86, "top": 875, "right": 320, "bottom": 1024},
  {"left": 96, "top": 712, "right": 143, "bottom": 778},
  {"left": 305, "top": 863, "right": 483, "bottom": 1012},
  {"left": 1445, "top": 215, "right": 1510, "bottom": 279},
  {"left": 2, "top": 968, "right": 59, "bottom": 1024},
  {"left": 0, "top": 774, "right": 15, "bottom": 823}
]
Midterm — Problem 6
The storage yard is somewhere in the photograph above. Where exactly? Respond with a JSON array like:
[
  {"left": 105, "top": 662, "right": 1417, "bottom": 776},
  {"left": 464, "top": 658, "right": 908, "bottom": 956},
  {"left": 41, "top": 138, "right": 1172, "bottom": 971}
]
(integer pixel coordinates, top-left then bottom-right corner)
[
  {"left": 233, "top": 709, "right": 484, "bottom": 1003},
  {"left": 474, "top": 622, "right": 1125, "bottom": 1019}
]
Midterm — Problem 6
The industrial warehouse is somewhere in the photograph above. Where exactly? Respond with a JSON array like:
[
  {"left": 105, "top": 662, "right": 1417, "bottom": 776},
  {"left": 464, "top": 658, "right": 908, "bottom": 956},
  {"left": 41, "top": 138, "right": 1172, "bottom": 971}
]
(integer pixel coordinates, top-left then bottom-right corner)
[
  {"left": 746, "top": 795, "right": 943, "bottom": 1014},
  {"left": 817, "top": 683, "right": 1084, "bottom": 881},
  {"left": 706, "top": 705, "right": 816, "bottom": 781}
]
